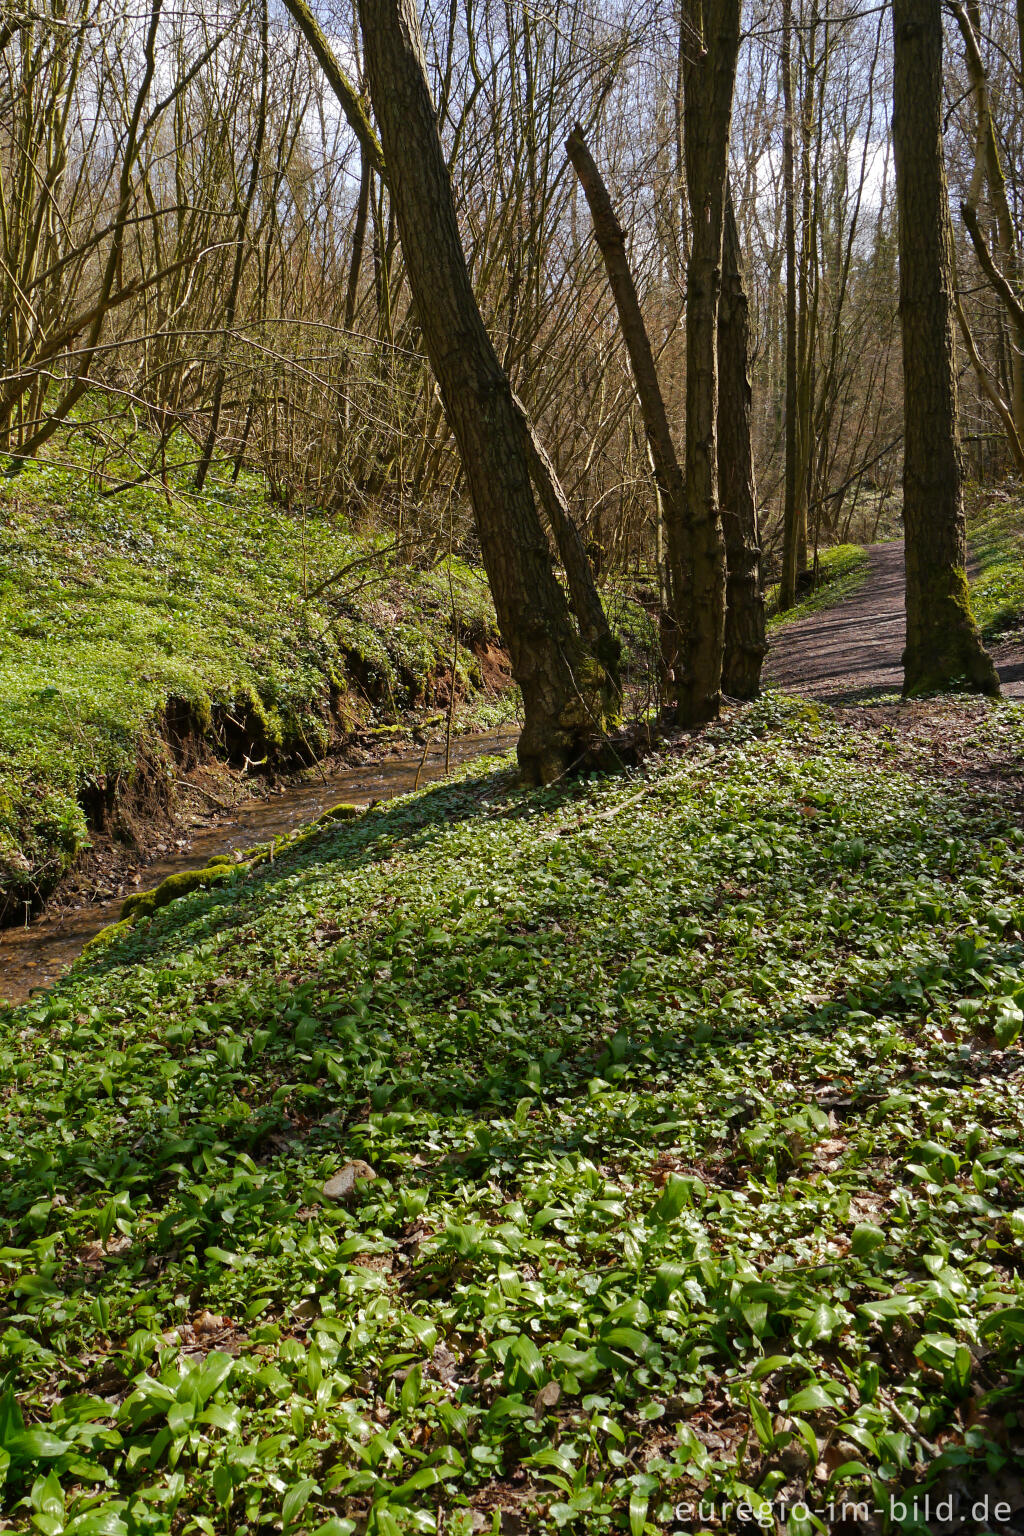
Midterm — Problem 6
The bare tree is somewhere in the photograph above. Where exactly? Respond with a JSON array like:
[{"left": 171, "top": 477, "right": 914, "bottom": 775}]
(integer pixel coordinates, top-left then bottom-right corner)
[
  {"left": 892, "top": 0, "right": 998, "bottom": 695},
  {"left": 719, "top": 188, "right": 766, "bottom": 697},
  {"left": 353, "top": 0, "right": 618, "bottom": 781},
  {"left": 678, "top": 0, "right": 740, "bottom": 721}
]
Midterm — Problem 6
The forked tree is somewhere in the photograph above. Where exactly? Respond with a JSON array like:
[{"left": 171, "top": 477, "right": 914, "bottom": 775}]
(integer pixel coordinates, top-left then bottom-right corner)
[
  {"left": 568, "top": 0, "right": 750, "bottom": 722},
  {"left": 352, "top": 0, "right": 619, "bottom": 781},
  {"left": 891, "top": 0, "right": 999, "bottom": 695}
]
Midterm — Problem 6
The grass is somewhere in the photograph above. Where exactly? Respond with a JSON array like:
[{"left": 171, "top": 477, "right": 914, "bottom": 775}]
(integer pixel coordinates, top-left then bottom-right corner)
[
  {"left": 0, "top": 438, "right": 512, "bottom": 915},
  {"left": 967, "top": 497, "right": 1024, "bottom": 643},
  {"left": 765, "top": 545, "right": 871, "bottom": 630},
  {"left": 2, "top": 695, "right": 1024, "bottom": 1534}
]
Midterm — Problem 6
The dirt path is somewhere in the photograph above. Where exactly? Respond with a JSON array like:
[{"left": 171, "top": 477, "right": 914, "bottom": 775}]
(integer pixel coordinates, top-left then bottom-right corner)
[{"left": 766, "top": 541, "right": 1024, "bottom": 700}]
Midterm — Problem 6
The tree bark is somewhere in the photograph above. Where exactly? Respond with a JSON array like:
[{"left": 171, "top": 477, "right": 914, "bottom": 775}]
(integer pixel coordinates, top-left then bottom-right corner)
[
  {"left": 356, "top": 0, "right": 617, "bottom": 781},
  {"left": 892, "top": 0, "right": 998, "bottom": 696},
  {"left": 679, "top": 0, "right": 739, "bottom": 723},
  {"left": 566, "top": 126, "right": 687, "bottom": 702},
  {"left": 718, "top": 187, "right": 766, "bottom": 698},
  {"left": 511, "top": 392, "right": 621, "bottom": 680},
  {"left": 778, "top": 0, "right": 800, "bottom": 612},
  {"left": 949, "top": 0, "right": 1024, "bottom": 453}
]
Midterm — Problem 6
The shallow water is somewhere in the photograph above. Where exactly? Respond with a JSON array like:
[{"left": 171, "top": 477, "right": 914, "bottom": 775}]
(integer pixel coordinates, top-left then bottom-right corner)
[{"left": 0, "top": 728, "right": 518, "bottom": 1007}]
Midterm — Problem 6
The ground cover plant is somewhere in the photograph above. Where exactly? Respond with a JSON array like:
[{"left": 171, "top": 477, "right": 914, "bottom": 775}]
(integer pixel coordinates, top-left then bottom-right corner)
[
  {"left": 967, "top": 498, "right": 1024, "bottom": 644},
  {"left": 2, "top": 696, "right": 1023, "bottom": 1534},
  {"left": 0, "top": 438, "right": 508, "bottom": 915}
]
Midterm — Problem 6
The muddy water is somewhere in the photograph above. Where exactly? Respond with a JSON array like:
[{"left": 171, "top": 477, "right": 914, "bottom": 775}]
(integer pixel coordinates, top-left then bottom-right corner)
[{"left": 0, "top": 728, "right": 518, "bottom": 1007}]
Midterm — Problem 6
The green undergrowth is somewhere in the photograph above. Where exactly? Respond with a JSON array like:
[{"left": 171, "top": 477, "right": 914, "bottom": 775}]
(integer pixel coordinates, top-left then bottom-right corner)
[
  {"left": 2, "top": 696, "right": 1024, "bottom": 1534},
  {"left": 0, "top": 435, "right": 510, "bottom": 917},
  {"left": 766, "top": 545, "right": 871, "bottom": 630},
  {"left": 967, "top": 497, "right": 1024, "bottom": 643}
]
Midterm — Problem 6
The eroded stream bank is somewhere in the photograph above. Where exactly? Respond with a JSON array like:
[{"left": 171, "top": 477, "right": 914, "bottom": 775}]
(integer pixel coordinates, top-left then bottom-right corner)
[{"left": 0, "top": 728, "right": 518, "bottom": 1007}]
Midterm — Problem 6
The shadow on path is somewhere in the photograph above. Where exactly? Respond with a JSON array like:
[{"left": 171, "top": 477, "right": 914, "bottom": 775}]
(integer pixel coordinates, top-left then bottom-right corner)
[{"left": 765, "top": 542, "right": 1024, "bottom": 701}]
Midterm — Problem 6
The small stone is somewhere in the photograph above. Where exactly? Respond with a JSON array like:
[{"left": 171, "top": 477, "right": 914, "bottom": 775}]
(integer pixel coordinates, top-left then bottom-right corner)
[
  {"left": 533, "top": 1380, "right": 562, "bottom": 1414},
  {"left": 193, "top": 1309, "right": 229, "bottom": 1336},
  {"left": 323, "top": 1159, "right": 377, "bottom": 1203},
  {"left": 780, "top": 1440, "right": 811, "bottom": 1475}
]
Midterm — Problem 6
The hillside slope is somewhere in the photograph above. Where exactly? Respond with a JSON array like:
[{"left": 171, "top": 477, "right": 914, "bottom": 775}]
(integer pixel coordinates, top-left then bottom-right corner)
[
  {"left": 0, "top": 451, "right": 509, "bottom": 919},
  {"left": 1, "top": 697, "right": 1023, "bottom": 1532}
]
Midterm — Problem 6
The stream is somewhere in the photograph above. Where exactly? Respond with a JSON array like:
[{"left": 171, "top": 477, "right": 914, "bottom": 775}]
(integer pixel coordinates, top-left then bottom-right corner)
[{"left": 0, "top": 727, "right": 518, "bottom": 1007}]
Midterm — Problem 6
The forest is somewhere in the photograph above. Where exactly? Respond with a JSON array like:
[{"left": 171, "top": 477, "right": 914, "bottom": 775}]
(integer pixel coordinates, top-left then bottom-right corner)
[{"left": 2, "top": 0, "right": 1024, "bottom": 1530}]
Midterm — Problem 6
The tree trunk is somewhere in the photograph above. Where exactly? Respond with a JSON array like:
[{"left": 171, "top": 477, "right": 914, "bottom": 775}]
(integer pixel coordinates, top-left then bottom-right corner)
[
  {"left": 566, "top": 126, "right": 687, "bottom": 703},
  {"left": 778, "top": 0, "right": 800, "bottom": 612},
  {"left": 679, "top": 0, "right": 739, "bottom": 723},
  {"left": 511, "top": 392, "right": 621, "bottom": 680},
  {"left": 892, "top": 0, "right": 998, "bottom": 695},
  {"left": 718, "top": 188, "right": 767, "bottom": 698},
  {"left": 950, "top": 0, "right": 1024, "bottom": 455},
  {"left": 356, "top": 0, "right": 617, "bottom": 781}
]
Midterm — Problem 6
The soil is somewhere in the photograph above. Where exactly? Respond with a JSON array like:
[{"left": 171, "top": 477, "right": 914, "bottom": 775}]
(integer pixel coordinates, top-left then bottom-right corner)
[
  {"left": 766, "top": 542, "right": 1024, "bottom": 701},
  {"left": 0, "top": 725, "right": 520, "bottom": 1006}
]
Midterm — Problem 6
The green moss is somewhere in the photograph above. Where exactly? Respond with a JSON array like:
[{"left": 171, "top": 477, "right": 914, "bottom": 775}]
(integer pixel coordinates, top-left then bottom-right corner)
[
  {"left": 315, "top": 803, "right": 361, "bottom": 825},
  {"left": 80, "top": 917, "right": 134, "bottom": 955},
  {"left": 0, "top": 416, "right": 512, "bottom": 912},
  {"left": 120, "top": 863, "right": 233, "bottom": 921}
]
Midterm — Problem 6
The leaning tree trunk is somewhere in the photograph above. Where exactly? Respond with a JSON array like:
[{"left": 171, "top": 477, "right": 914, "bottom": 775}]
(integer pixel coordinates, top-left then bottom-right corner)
[
  {"left": 892, "top": 0, "right": 999, "bottom": 696},
  {"left": 679, "top": 0, "right": 740, "bottom": 723},
  {"left": 356, "top": 0, "right": 617, "bottom": 781},
  {"left": 566, "top": 126, "right": 687, "bottom": 703},
  {"left": 718, "top": 188, "right": 767, "bottom": 698},
  {"left": 511, "top": 392, "right": 621, "bottom": 676}
]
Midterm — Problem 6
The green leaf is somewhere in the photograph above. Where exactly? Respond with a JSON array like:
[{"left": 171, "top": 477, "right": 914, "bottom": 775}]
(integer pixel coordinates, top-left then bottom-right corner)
[
  {"left": 508, "top": 1334, "right": 546, "bottom": 1385},
  {"left": 979, "top": 1306, "right": 1024, "bottom": 1343},
  {"left": 65, "top": 1509, "right": 129, "bottom": 1536},
  {"left": 751, "top": 1354, "right": 791, "bottom": 1380},
  {"left": 599, "top": 1326, "right": 651, "bottom": 1358},
  {"left": 282, "top": 1477, "right": 317, "bottom": 1527},
  {"left": 204, "top": 1246, "right": 243, "bottom": 1268},
  {"left": 7, "top": 1428, "right": 72, "bottom": 1461},
  {"left": 653, "top": 1175, "right": 699, "bottom": 1223},
  {"left": 526, "top": 1446, "right": 576, "bottom": 1475},
  {"left": 629, "top": 1489, "right": 649, "bottom": 1536},
  {"left": 198, "top": 1403, "right": 241, "bottom": 1434},
  {"left": 194, "top": 1352, "right": 234, "bottom": 1406},
  {"left": 859, "top": 1294, "right": 918, "bottom": 1321},
  {"left": 851, "top": 1223, "right": 886, "bottom": 1256},
  {"left": 392, "top": 1463, "right": 460, "bottom": 1500},
  {"left": 786, "top": 1383, "right": 834, "bottom": 1414}
]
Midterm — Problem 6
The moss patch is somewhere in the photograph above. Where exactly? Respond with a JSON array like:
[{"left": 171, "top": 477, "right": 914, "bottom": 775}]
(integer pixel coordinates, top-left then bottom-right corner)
[
  {"left": 120, "top": 864, "right": 235, "bottom": 921},
  {"left": 0, "top": 434, "right": 510, "bottom": 918}
]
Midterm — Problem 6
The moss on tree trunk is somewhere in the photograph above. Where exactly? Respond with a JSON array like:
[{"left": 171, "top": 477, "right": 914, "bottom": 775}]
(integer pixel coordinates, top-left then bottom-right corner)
[{"left": 892, "top": 0, "right": 999, "bottom": 698}]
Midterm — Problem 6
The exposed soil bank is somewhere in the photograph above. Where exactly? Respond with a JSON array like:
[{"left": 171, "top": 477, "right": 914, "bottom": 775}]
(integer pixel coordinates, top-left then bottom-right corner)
[{"left": 0, "top": 726, "right": 516, "bottom": 1006}]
